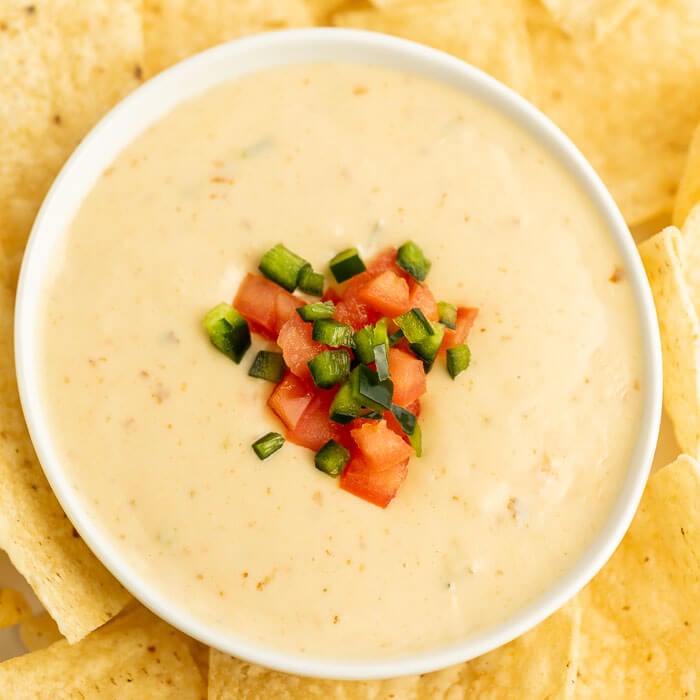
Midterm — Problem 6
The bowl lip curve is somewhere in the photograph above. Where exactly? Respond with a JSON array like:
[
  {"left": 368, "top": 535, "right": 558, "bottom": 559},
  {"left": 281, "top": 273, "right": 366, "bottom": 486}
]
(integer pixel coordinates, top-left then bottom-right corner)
[{"left": 14, "top": 26, "right": 663, "bottom": 681}]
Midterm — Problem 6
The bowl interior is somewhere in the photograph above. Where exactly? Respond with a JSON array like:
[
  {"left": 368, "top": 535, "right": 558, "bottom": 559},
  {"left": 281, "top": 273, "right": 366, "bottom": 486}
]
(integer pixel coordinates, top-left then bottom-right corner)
[{"left": 14, "top": 28, "right": 662, "bottom": 680}]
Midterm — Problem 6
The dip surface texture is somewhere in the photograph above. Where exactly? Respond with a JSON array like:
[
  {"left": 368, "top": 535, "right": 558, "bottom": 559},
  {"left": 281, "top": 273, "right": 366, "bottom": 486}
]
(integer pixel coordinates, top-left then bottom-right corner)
[{"left": 39, "top": 63, "right": 643, "bottom": 659}]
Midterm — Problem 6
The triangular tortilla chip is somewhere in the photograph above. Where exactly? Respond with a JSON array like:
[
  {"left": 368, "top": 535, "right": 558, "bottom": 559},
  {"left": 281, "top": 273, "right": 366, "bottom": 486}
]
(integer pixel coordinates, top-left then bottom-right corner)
[
  {"left": 0, "top": 607, "right": 206, "bottom": 699},
  {"left": 639, "top": 228, "right": 700, "bottom": 457},
  {"left": 143, "top": 0, "right": 314, "bottom": 77},
  {"left": 575, "top": 455, "right": 700, "bottom": 696},
  {"left": 332, "top": 0, "right": 535, "bottom": 98},
  {"left": 0, "top": 1, "right": 145, "bottom": 281},
  {"left": 208, "top": 601, "right": 580, "bottom": 699},
  {"left": 537, "top": 0, "right": 639, "bottom": 40},
  {"left": 527, "top": 0, "right": 700, "bottom": 225},
  {"left": 673, "top": 122, "right": 700, "bottom": 229},
  {"left": 0, "top": 589, "right": 31, "bottom": 630}
]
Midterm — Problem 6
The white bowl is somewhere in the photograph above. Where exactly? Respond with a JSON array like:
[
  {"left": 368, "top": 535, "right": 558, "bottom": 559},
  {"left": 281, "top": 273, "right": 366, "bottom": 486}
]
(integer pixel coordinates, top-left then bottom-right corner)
[{"left": 15, "top": 28, "right": 662, "bottom": 680}]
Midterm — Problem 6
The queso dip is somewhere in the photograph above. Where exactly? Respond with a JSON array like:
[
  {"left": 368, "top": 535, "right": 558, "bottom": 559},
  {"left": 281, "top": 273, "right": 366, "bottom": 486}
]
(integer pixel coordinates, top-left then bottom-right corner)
[{"left": 39, "top": 63, "right": 643, "bottom": 660}]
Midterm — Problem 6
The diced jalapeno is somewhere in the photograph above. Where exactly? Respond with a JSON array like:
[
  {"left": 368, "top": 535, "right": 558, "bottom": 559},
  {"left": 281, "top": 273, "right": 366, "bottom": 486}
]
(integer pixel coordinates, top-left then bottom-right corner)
[
  {"left": 252, "top": 432, "right": 285, "bottom": 460},
  {"left": 329, "top": 248, "right": 366, "bottom": 283},
  {"left": 203, "top": 302, "right": 251, "bottom": 364},
  {"left": 397, "top": 240, "right": 431, "bottom": 282}
]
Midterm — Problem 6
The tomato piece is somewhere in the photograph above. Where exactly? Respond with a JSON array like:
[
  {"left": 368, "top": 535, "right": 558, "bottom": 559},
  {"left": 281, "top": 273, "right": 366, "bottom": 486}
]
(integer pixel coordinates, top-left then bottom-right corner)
[
  {"left": 405, "top": 399, "right": 421, "bottom": 417},
  {"left": 408, "top": 280, "right": 439, "bottom": 321},
  {"left": 339, "top": 452, "right": 409, "bottom": 508},
  {"left": 289, "top": 390, "right": 346, "bottom": 451},
  {"left": 277, "top": 314, "right": 325, "bottom": 381},
  {"left": 321, "top": 287, "right": 341, "bottom": 304},
  {"left": 334, "top": 297, "right": 373, "bottom": 330},
  {"left": 267, "top": 372, "right": 313, "bottom": 430},
  {"left": 234, "top": 273, "right": 302, "bottom": 339},
  {"left": 388, "top": 347, "right": 427, "bottom": 407},
  {"left": 357, "top": 269, "right": 411, "bottom": 318},
  {"left": 367, "top": 247, "right": 402, "bottom": 277},
  {"left": 382, "top": 409, "right": 406, "bottom": 438},
  {"left": 274, "top": 291, "right": 304, "bottom": 332},
  {"left": 350, "top": 419, "right": 414, "bottom": 468},
  {"left": 441, "top": 306, "right": 479, "bottom": 354}
]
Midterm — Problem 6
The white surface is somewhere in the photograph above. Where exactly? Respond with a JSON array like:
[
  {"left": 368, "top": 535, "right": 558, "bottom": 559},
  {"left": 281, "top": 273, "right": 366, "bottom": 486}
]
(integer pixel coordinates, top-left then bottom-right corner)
[{"left": 12, "top": 29, "right": 662, "bottom": 679}]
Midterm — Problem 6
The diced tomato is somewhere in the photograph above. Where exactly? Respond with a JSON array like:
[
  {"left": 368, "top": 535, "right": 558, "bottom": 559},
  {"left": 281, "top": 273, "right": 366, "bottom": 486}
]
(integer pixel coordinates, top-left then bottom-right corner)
[
  {"left": 334, "top": 297, "right": 373, "bottom": 330},
  {"left": 321, "top": 287, "right": 341, "bottom": 304},
  {"left": 357, "top": 270, "right": 411, "bottom": 318},
  {"left": 267, "top": 373, "right": 313, "bottom": 430},
  {"left": 233, "top": 273, "right": 302, "bottom": 339},
  {"left": 276, "top": 314, "right": 325, "bottom": 382},
  {"left": 337, "top": 248, "right": 399, "bottom": 300},
  {"left": 405, "top": 399, "right": 421, "bottom": 417},
  {"left": 288, "top": 390, "right": 347, "bottom": 451},
  {"left": 382, "top": 409, "right": 406, "bottom": 438},
  {"left": 441, "top": 306, "right": 479, "bottom": 354},
  {"left": 339, "top": 452, "right": 409, "bottom": 508},
  {"left": 388, "top": 348, "right": 427, "bottom": 406},
  {"left": 274, "top": 291, "right": 304, "bottom": 330},
  {"left": 366, "top": 247, "right": 402, "bottom": 277},
  {"left": 408, "top": 280, "right": 438, "bottom": 321},
  {"left": 350, "top": 419, "right": 414, "bottom": 468}
]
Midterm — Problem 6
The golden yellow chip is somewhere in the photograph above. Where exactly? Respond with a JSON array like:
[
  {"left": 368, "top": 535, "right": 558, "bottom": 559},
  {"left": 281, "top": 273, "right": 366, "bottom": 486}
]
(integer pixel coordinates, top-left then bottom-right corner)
[
  {"left": 0, "top": 606, "right": 206, "bottom": 698},
  {"left": 680, "top": 203, "right": 700, "bottom": 318},
  {"left": 304, "top": 0, "right": 347, "bottom": 22},
  {"left": 0, "top": 1, "right": 145, "bottom": 278},
  {"left": 0, "top": 588, "right": 31, "bottom": 629},
  {"left": 18, "top": 613, "right": 63, "bottom": 653},
  {"left": 639, "top": 228, "right": 700, "bottom": 457},
  {"left": 537, "top": 0, "right": 639, "bottom": 40},
  {"left": 0, "top": 2, "right": 139, "bottom": 642},
  {"left": 575, "top": 455, "right": 700, "bottom": 695},
  {"left": 673, "top": 122, "right": 700, "bottom": 229},
  {"left": 143, "top": 0, "right": 315, "bottom": 77},
  {"left": 208, "top": 601, "right": 580, "bottom": 698},
  {"left": 332, "top": 0, "right": 535, "bottom": 98},
  {"left": 527, "top": 0, "right": 700, "bottom": 225}
]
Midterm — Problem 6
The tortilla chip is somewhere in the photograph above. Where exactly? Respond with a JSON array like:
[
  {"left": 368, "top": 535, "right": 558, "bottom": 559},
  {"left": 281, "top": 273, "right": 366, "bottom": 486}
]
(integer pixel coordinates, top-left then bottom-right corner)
[
  {"left": 304, "top": 0, "right": 348, "bottom": 22},
  {"left": 18, "top": 613, "right": 63, "bottom": 653},
  {"left": 575, "top": 455, "right": 700, "bottom": 695},
  {"left": 527, "top": 0, "right": 700, "bottom": 225},
  {"left": 0, "top": 589, "right": 31, "bottom": 630},
  {"left": 680, "top": 203, "right": 700, "bottom": 315},
  {"left": 639, "top": 228, "right": 700, "bottom": 457},
  {"left": 208, "top": 601, "right": 580, "bottom": 698},
  {"left": 537, "top": 0, "right": 639, "bottom": 40},
  {"left": 143, "top": 0, "right": 315, "bottom": 77},
  {"left": 332, "top": 0, "right": 535, "bottom": 98},
  {"left": 0, "top": 282, "right": 131, "bottom": 642},
  {"left": 673, "top": 122, "right": 700, "bottom": 229},
  {"left": 0, "top": 1, "right": 145, "bottom": 283},
  {"left": 0, "top": 607, "right": 206, "bottom": 698}
]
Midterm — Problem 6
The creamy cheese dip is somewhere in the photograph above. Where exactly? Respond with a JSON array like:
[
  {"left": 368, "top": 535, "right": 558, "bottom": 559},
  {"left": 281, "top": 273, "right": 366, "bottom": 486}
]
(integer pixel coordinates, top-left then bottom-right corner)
[{"left": 39, "top": 63, "right": 643, "bottom": 660}]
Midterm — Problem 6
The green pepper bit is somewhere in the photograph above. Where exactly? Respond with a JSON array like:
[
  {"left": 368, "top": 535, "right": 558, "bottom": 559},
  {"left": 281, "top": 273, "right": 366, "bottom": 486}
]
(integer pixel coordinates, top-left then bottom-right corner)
[
  {"left": 446, "top": 344, "right": 471, "bottom": 379},
  {"left": 312, "top": 319, "right": 356, "bottom": 348},
  {"left": 297, "top": 264, "right": 325, "bottom": 296},
  {"left": 308, "top": 349, "right": 351, "bottom": 389},
  {"left": 258, "top": 243, "right": 309, "bottom": 292},
  {"left": 297, "top": 300, "right": 335, "bottom": 322},
  {"left": 252, "top": 432, "right": 285, "bottom": 460},
  {"left": 314, "top": 440, "right": 350, "bottom": 476},
  {"left": 329, "top": 247, "right": 366, "bottom": 283},
  {"left": 248, "top": 351, "right": 286, "bottom": 383},
  {"left": 397, "top": 240, "right": 431, "bottom": 282},
  {"left": 437, "top": 301, "right": 457, "bottom": 330},
  {"left": 203, "top": 302, "right": 251, "bottom": 364}
]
